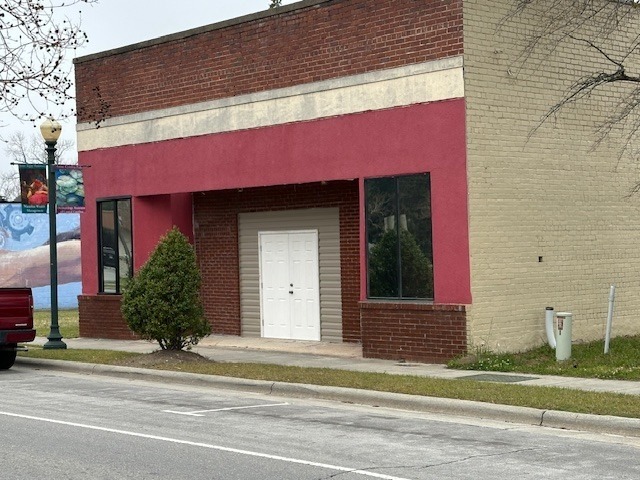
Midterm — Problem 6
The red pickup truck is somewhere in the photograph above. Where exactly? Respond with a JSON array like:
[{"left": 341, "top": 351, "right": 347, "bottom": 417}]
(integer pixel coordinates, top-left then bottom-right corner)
[{"left": 0, "top": 288, "right": 36, "bottom": 370}]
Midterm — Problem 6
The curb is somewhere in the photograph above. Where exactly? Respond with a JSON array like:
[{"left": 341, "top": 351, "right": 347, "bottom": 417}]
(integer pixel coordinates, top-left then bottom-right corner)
[{"left": 16, "top": 357, "right": 640, "bottom": 438}]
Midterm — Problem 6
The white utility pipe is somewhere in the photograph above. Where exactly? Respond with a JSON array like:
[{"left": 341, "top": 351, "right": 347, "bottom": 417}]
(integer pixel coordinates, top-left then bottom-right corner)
[
  {"left": 604, "top": 285, "right": 615, "bottom": 354},
  {"left": 545, "top": 307, "right": 556, "bottom": 349}
]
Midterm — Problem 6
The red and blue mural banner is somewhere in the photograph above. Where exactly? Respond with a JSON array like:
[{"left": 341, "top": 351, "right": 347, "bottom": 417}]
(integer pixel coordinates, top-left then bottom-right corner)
[
  {"left": 0, "top": 202, "right": 81, "bottom": 308},
  {"left": 56, "top": 166, "right": 85, "bottom": 213},
  {"left": 19, "top": 164, "right": 48, "bottom": 213}
]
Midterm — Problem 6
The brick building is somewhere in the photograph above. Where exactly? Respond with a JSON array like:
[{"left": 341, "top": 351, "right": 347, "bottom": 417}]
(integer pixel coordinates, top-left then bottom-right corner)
[{"left": 74, "top": 0, "right": 640, "bottom": 362}]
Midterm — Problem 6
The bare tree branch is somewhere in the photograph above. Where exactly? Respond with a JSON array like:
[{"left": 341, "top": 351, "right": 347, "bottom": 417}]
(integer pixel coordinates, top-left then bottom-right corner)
[
  {"left": 505, "top": 0, "right": 636, "bottom": 68},
  {"left": 510, "top": 0, "right": 640, "bottom": 167},
  {"left": 0, "top": 0, "right": 97, "bottom": 126},
  {"left": 541, "top": 38, "right": 639, "bottom": 122}
]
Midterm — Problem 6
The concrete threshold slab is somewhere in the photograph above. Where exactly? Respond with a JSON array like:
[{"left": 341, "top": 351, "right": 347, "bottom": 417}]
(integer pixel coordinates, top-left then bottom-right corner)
[{"left": 197, "top": 335, "right": 363, "bottom": 358}]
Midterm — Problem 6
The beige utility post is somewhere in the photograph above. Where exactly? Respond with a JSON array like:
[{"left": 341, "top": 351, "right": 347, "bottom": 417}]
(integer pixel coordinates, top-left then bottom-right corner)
[{"left": 555, "top": 312, "right": 573, "bottom": 361}]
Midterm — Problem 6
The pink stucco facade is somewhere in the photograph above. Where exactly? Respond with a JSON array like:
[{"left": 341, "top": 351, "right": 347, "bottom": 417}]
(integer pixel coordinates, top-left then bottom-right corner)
[{"left": 80, "top": 100, "right": 470, "bottom": 304}]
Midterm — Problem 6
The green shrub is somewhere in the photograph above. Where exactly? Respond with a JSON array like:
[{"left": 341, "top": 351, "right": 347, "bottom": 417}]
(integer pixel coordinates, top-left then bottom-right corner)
[{"left": 121, "top": 227, "right": 211, "bottom": 350}]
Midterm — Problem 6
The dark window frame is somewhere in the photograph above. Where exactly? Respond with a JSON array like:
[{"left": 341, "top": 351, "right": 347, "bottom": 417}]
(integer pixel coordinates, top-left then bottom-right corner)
[
  {"left": 97, "top": 197, "right": 133, "bottom": 294},
  {"left": 365, "top": 173, "right": 434, "bottom": 301}
]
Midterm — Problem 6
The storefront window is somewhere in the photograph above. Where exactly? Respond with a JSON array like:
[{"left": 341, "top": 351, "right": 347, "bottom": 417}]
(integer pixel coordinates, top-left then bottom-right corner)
[
  {"left": 98, "top": 198, "right": 132, "bottom": 293},
  {"left": 365, "top": 174, "right": 433, "bottom": 299}
]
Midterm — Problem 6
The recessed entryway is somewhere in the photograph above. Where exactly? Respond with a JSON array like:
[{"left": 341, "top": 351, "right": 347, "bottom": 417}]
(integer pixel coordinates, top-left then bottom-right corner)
[{"left": 259, "top": 230, "right": 320, "bottom": 341}]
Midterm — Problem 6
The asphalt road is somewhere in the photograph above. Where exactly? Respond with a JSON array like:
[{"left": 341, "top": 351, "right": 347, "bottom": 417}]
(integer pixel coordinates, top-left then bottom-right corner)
[{"left": 2, "top": 365, "right": 640, "bottom": 479}]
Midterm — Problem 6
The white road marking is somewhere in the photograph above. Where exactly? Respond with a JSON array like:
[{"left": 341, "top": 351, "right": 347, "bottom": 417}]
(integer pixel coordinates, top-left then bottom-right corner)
[
  {"left": 0, "top": 410, "right": 410, "bottom": 480},
  {"left": 163, "top": 402, "right": 290, "bottom": 416}
]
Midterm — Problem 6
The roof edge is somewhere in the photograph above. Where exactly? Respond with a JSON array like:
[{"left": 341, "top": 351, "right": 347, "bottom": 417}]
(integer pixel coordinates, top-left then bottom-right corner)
[{"left": 73, "top": 0, "right": 332, "bottom": 64}]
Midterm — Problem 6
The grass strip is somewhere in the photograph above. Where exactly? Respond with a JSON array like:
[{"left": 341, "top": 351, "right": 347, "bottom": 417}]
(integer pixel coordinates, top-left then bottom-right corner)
[
  {"left": 21, "top": 348, "right": 138, "bottom": 364},
  {"left": 19, "top": 348, "right": 640, "bottom": 420},
  {"left": 34, "top": 309, "right": 80, "bottom": 339},
  {"left": 448, "top": 336, "right": 640, "bottom": 381}
]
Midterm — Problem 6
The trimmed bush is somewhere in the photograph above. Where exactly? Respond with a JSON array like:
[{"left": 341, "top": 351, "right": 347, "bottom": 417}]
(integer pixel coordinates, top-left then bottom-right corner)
[{"left": 121, "top": 227, "right": 211, "bottom": 350}]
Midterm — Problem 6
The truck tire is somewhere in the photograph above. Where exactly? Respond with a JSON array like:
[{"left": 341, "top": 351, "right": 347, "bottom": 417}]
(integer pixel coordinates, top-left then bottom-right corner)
[{"left": 0, "top": 344, "right": 18, "bottom": 370}]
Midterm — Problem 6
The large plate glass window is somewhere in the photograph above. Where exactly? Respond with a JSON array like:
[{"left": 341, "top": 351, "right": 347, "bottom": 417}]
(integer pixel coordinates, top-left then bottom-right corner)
[
  {"left": 365, "top": 174, "right": 433, "bottom": 300},
  {"left": 98, "top": 198, "right": 132, "bottom": 293}
]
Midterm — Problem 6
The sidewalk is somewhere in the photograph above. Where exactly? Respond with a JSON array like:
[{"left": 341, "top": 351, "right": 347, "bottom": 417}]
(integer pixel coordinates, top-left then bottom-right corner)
[
  {"left": 22, "top": 335, "right": 640, "bottom": 438},
  {"left": 30, "top": 334, "right": 640, "bottom": 395}
]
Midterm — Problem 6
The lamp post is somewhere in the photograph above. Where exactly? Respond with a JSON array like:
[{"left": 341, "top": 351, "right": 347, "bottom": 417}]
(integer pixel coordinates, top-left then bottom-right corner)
[{"left": 40, "top": 118, "right": 67, "bottom": 350}]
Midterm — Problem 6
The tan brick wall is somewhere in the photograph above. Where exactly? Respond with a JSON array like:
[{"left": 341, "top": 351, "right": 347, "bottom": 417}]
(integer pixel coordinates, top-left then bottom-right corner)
[{"left": 464, "top": 0, "right": 640, "bottom": 352}]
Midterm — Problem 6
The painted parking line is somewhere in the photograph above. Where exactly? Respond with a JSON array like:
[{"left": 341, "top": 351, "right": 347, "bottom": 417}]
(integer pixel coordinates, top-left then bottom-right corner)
[
  {"left": 0, "top": 410, "right": 410, "bottom": 480},
  {"left": 163, "top": 402, "right": 290, "bottom": 416}
]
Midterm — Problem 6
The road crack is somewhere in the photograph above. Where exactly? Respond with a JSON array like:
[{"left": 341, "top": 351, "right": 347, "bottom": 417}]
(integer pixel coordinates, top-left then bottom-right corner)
[{"left": 315, "top": 447, "right": 539, "bottom": 479}]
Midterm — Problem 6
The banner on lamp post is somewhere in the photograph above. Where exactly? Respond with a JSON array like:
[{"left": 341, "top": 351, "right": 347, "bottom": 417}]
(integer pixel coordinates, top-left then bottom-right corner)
[
  {"left": 56, "top": 166, "right": 85, "bottom": 213},
  {"left": 19, "top": 164, "right": 48, "bottom": 213}
]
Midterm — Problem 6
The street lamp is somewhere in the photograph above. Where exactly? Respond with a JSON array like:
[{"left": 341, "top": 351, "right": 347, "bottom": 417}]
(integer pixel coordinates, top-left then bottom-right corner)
[{"left": 40, "top": 118, "right": 67, "bottom": 350}]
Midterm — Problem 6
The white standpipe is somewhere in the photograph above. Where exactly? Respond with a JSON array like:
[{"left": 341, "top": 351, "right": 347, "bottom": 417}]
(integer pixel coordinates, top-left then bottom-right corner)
[
  {"left": 604, "top": 285, "right": 615, "bottom": 354},
  {"left": 555, "top": 312, "right": 573, "bottom": 361},
  {"left": 545, "top": 307, "right": 556, "bottom": 349}
]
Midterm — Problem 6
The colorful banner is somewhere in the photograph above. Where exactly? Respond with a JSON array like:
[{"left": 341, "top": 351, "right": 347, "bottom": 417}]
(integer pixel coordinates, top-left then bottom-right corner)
[
  {"left": 56, "top": 166, "right": 85, "bottom": 213},
  {"left": 19, "top": 164, "right": 48, "bottom": 213},
  {"left": 0, "top": 202, "right": 81, "bottom": 309}
]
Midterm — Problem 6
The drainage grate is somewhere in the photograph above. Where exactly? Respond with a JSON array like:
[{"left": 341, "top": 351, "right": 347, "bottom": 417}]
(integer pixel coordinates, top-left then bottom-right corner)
[{"left": 461, "top": 373, "right": 538, "bottom": 383}]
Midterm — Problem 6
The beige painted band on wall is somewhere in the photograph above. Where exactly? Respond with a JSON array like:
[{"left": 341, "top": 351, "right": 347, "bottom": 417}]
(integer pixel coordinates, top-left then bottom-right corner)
[{"left": 77, "top": 56, "right": 464, "bottom": 152}]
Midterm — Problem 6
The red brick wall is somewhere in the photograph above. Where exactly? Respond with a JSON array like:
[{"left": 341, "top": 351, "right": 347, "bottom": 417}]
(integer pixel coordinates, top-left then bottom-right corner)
[
  {"left": 194, "top": 181, "right": 360, "bottom": 341},
  {"left": 78, "top": 295, "right": 139, "bottom": 340},
  {"left": 193, "top": 193, "right": 242, "bottom": 336},
  {"left": 360, "top": 302, "right": 466, "bottom": 363},
  {"left": 78, "top": 181, "right": 468, "bottom": 363},
  {"left": 338, "top": 196, "right": 361, "bottom": 342},
  {"left": 75, "top": 0, "right": 463, "bottom": 122}
]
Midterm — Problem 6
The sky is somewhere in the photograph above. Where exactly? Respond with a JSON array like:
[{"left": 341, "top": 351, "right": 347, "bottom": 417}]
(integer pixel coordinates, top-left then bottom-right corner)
[{"left": 0, "top": 0, "right": 296, "bottom": 174}]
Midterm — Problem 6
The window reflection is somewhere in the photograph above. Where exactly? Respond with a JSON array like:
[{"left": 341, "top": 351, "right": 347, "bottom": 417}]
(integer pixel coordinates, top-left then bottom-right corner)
[
  {"left": 365, "top": 174, "right": 433, "bottom": 300},
  {"left": 98, "top": 199, "right": 132, "bottom": 293}
]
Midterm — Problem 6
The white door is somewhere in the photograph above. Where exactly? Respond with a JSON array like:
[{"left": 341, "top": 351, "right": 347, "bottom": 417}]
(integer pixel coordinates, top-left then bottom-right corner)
[{"left": 259, "top": 230, "right": 320, "bottom": 341}]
